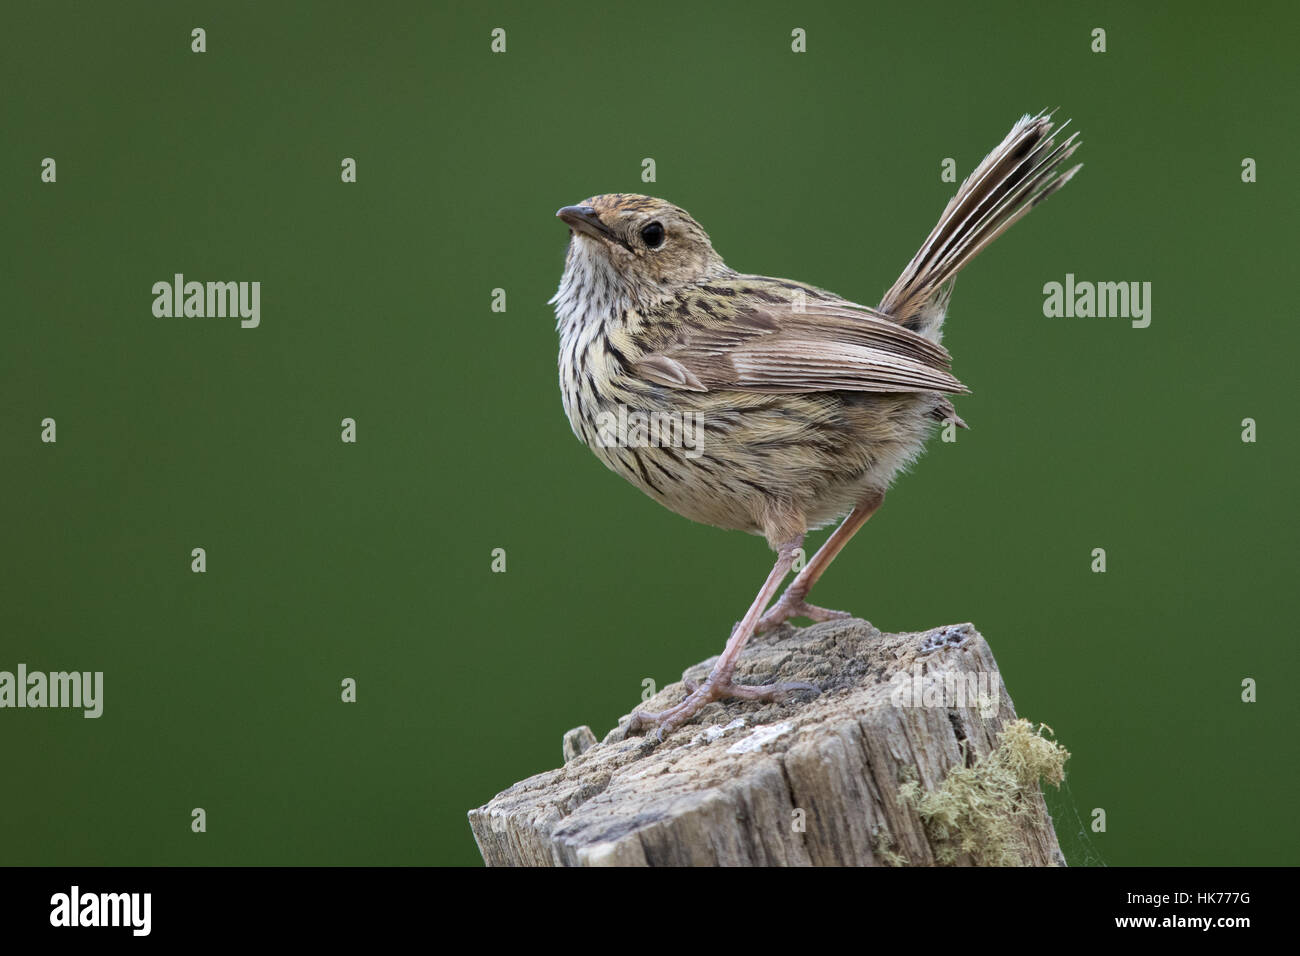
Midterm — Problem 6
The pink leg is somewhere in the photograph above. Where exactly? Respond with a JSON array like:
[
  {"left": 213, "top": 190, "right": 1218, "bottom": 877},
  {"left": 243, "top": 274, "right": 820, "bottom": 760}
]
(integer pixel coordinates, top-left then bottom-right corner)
[
  {"left": 630, "top": 537, "right": 817, "bottom": 740},
  {"left": 756, "top": 490, "right": 885, "bottom": 634}
]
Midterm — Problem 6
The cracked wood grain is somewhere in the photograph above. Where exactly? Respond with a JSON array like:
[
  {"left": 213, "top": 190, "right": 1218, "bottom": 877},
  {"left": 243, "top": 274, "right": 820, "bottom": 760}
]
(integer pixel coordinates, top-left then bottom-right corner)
[{"left": 468, "top": 619, "right": 1066, "bottom": 867}]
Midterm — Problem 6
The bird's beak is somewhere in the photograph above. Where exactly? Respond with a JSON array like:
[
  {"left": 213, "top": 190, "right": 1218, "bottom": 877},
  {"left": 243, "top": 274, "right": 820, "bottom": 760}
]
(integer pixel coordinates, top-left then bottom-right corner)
[{"left": 557, "top": 205, "right": 618, "bottom": 244}]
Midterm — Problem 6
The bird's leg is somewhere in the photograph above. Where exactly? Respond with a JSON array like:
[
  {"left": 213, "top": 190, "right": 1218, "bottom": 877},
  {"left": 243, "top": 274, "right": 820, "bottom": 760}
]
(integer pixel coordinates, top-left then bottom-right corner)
[
  {"left": 630, "top": 537, "right": 817, "bottom": 740},
  {"left": 756, "top": 491, "right": 885, "bottom": 634}
]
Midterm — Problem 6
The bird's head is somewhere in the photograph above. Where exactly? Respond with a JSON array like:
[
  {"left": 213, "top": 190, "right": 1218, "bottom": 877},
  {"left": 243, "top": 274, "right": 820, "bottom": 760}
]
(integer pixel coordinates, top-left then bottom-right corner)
[{"left": 555, "top": 194, "right": 728, "bottom": 306}]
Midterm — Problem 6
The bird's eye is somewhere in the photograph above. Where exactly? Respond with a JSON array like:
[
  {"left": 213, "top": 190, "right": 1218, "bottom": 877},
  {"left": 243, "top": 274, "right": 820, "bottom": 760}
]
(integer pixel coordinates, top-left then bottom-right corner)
[{"left": 640, "top": 221, "right": 665, "bottom": 248}]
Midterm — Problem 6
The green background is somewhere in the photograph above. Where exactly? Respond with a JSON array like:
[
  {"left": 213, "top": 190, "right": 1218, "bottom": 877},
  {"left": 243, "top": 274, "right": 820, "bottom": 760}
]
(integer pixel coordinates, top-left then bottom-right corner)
[{"left": 2, "top": 1, "right": 1295, "bottom": 866}]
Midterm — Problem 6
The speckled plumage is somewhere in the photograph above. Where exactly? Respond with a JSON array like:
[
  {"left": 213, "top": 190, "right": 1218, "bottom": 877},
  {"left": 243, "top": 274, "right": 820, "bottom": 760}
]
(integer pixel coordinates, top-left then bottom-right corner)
[
  {"left": 553, "top": 267, "right": 956, "bottom": 541},
  {"left": 549, "top": 113, "right": 1080, "bottom": 737}
]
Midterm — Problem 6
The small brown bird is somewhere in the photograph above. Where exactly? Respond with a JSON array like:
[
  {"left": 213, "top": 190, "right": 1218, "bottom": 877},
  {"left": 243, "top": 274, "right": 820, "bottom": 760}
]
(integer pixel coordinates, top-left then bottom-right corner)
[{"left": 550, "top": 112, "right": 1080, "bottom": 739}]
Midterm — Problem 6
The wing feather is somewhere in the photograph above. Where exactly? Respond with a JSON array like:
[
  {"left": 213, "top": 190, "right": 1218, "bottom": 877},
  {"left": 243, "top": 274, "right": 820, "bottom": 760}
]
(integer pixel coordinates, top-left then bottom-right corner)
[{"left": 636, "top": 278, "right": 968, "bottom": 396}]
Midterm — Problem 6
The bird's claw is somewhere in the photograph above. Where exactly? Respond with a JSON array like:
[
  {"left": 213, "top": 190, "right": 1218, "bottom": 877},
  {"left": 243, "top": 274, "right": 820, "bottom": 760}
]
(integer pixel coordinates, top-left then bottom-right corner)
[
  {"left": 756, "top": 596, "right": 852, "bottom": 635},
  {"left": 629, "top": 677, "right": 819, "bottom": 740}
]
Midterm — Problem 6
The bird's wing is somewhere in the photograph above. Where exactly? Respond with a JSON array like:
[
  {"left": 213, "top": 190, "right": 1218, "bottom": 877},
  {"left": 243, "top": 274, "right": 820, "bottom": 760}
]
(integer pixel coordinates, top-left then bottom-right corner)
[{"left": 632, "top": 276, "right": 968, "bottom": 395}]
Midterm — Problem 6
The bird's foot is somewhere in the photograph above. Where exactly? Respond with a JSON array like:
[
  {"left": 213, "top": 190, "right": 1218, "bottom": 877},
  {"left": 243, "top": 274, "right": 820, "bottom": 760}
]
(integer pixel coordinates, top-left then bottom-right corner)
[
  {"left": 629, "top": 675, "right": 818, "bottom": 741},
  {"left": 755, "top": 594, "right": 851, "bottom": 635}
]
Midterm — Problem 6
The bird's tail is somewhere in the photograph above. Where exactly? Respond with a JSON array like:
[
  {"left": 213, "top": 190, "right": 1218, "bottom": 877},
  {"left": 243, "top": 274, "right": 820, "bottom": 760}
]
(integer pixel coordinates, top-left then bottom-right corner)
[{"left": 879, "top": 111, "right": 1081, "bottom": 337}]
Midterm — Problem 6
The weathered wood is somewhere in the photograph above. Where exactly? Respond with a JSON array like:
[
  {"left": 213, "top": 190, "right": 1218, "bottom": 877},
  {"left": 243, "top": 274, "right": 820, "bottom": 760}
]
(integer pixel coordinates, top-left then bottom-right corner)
[{"left": 469, "top": 619, "right": 1069, "bottom": 866}]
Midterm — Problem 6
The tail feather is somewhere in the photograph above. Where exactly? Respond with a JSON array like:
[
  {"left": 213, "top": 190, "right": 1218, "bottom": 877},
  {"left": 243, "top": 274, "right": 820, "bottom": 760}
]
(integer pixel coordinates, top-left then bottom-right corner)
[{"left": 880, "top": 111, "right": 1081, "bottom": 333}]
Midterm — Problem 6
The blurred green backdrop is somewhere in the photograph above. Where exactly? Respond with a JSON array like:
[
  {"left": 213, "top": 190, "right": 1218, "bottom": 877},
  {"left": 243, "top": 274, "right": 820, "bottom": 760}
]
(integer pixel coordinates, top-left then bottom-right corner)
[{"left": 1, "top": 1, "right": 1296, "bottom": 866}]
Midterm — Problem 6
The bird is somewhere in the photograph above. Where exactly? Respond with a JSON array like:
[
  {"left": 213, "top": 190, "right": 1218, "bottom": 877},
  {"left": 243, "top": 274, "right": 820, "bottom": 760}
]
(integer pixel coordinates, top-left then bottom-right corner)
[{"left": 549, "top": 112, "right": 1081, "bottom": 739}]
